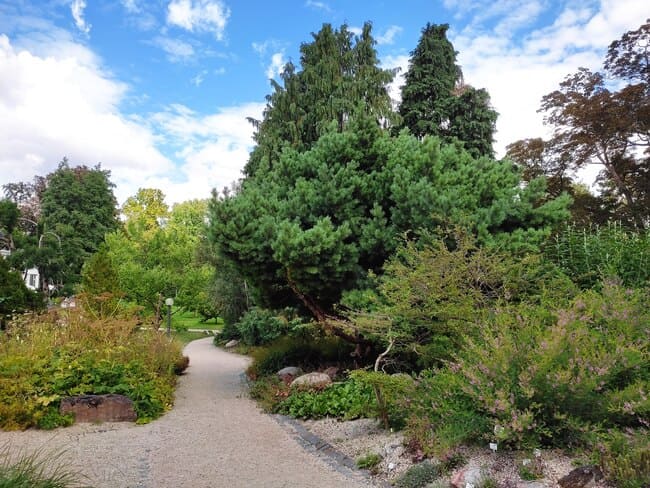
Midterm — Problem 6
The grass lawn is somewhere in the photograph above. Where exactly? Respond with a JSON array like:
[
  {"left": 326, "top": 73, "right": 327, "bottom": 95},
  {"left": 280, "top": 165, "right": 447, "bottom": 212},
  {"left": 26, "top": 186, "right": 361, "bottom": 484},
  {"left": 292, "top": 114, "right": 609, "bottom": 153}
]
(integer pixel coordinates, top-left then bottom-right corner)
[
  {"left": 171, "top": 309, "right": 224, "bottom": 331},
  {"left": 172, "top": 330, "right": 214, "bottom": 345}
]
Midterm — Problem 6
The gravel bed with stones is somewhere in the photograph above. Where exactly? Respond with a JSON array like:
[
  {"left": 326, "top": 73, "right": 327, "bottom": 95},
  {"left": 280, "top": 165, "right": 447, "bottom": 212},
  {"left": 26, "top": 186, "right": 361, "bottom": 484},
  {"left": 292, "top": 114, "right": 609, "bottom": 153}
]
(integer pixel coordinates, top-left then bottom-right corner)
[{"left": 298, "top": 417, "right": 613, "bottom": 487}]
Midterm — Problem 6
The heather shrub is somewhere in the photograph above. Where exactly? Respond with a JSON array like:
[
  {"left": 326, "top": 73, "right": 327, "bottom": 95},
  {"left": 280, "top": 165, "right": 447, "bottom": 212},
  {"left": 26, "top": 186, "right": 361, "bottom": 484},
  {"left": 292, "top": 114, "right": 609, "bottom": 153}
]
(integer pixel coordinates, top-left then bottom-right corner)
[
  {"left": 595, "top": 429, "right": 650, "bottom": 488},
  {"left": 0, "top": 307, "right": 184, "bottom": 429},
  {"left": 407, "top": 281, "right": 649, "bottom": 452}
]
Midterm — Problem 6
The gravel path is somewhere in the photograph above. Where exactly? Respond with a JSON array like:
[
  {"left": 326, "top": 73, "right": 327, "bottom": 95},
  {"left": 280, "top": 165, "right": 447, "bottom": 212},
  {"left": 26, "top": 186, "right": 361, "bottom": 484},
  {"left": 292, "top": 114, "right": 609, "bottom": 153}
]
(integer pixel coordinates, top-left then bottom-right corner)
[{"left": 0, "top": 338, "right": 370, "bottom": 488}]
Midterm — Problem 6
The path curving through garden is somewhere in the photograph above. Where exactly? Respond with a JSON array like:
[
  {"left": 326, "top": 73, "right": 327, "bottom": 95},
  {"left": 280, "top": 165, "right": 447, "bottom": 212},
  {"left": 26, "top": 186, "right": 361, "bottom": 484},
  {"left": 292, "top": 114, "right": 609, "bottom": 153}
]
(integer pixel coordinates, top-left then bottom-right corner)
[{"left": 0, "top": 337, "right": 370, "bottom": 487}]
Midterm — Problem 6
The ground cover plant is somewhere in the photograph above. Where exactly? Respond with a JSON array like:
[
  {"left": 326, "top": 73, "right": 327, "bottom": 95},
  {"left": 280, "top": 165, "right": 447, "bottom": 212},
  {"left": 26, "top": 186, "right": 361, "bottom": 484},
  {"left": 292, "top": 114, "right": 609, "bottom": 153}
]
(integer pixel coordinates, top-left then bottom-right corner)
[{"left": 0, "top": 307, "right": 185, "bottom": 430}]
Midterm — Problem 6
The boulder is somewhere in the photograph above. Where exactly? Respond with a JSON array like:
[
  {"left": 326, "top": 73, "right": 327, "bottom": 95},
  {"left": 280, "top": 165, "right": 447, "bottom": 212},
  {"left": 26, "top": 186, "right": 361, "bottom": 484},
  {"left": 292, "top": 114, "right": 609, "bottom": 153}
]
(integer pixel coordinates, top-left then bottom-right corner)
[
  {"left": 224, "top": 339, "right": 239, "bottom": 348},
  {"left": 290, "top": 372, "right": 332, "bottom": 389},
  {"left": 277, "top": 366, "right": 302, "bottom": 380},
  {"left": 558, "top": 466, "right": 603, "bottom": 488},
  {"left": 60, "top": 394, "right": 137, "bottom": 423}
]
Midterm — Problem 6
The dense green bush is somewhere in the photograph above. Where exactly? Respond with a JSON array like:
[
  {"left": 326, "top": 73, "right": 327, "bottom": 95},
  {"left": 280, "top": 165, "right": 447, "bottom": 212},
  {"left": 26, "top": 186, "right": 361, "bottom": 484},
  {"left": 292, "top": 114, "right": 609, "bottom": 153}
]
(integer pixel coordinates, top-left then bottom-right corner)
[
  {"left": 277, "top": 379, "right": 375, "bottom": 419},
  {"left": 406, "top": 282, "right": 649, "bottom": 453},
  {"left": 234, "top": 307, "right": 288, "bottom": 346},
  {"left": 547, "top": 224, "right": 650, "bottom": 289},
  {"left": 0, "top": 308, "right": 184, "bottom": 430}
]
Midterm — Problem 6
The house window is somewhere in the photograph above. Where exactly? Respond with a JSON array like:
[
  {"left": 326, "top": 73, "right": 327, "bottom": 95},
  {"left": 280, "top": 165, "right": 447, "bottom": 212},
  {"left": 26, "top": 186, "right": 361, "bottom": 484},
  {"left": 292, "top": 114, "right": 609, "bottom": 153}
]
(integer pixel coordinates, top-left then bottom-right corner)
[{"left": 29, "top": 274, "right": 37, "bottom": 287}]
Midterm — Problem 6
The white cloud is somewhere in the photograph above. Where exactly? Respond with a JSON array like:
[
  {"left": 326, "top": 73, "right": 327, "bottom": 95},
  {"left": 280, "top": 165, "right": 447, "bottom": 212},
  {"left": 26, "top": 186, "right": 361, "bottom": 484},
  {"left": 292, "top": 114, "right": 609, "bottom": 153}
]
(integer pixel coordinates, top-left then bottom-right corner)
[
  {"left": 349, "top": 26, "right": 363, "bottom": 36},
  {"left": 151, "top": 36, "right": 195, "bottom": 62},
  {"left": 376, "top": 25, "right": 403, "bottom": 45},
  {"left": 265, "top": 52, "right": 285, "bottom": 79},
  {"left": 121, "top": 0, "right": 140, "bottom": 13},
  {"left": 381, "top": 54, "right": 409, "bottom": 108},
  {"left": 146, "top": 102, "right": 264, "bottom": 203},
  {"left": 0, "top": 33, "right": 173, "bottom": 205},
  {"left": 70, "top": 0, "right": 91, "bottom": 34},
  {"left": 191, "top": 69, "right": 207, "bottom": 86},
  {"left": 167, "top": 0, "right": 230, "bottom": 40},
  {"left": 305, "top": 1, "right": 331, "bottom": 12}
]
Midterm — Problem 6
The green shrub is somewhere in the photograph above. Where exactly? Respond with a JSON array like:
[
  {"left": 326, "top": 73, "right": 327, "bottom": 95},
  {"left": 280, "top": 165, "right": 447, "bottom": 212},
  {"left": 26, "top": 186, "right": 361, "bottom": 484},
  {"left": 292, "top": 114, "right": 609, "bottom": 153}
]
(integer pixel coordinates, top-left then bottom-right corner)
[
  {"left": 406, "top": 282, "right": 649, "bottom": 453},
  {"left": 349, "top": 370, "right": 416, "bottom": 429},
  {"left": 235, "top": 307, "right": 287, "bottom": 346},
  {"left": 393, "top": 460, "right": 441, "bottom": 488},
  {"left": 356, "top": 452, "right": 382, "bottom": 471},
  {"left": 277, "top": 379, "right": 375, "bottom": 419},
  {"left": 596, "top": 430, "right": 650, "bottom": 488},
  {"left": 0, "top": 308, "right": 183, "bottom": 430},
  {"left": 248, "top": 376, "right": 290, "bottom": 412}
]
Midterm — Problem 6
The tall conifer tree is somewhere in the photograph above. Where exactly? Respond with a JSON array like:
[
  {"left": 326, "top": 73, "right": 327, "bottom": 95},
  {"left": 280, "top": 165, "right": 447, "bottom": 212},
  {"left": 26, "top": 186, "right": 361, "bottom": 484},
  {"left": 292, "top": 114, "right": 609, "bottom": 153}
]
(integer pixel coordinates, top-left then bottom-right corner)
[{"left": 399, "top": 23, "right": 497, "bottom": 158}]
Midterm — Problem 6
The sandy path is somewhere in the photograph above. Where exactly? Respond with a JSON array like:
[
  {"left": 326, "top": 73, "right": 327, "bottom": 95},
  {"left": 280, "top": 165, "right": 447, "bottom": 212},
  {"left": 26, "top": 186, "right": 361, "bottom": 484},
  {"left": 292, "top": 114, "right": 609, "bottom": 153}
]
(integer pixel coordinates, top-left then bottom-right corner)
[{"left": 0, "top": 338, "right": 370, "bottom": 487}]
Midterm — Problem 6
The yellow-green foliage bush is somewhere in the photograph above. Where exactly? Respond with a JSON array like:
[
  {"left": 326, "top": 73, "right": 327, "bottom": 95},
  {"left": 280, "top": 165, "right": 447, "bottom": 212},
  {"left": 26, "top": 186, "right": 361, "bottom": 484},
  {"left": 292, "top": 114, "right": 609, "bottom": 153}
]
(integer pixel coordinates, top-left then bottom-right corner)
[
  {"left": 0, "top": 308, "right": 184, "bottom": 430},
  {"left": 407, "top": 281, "right": 649, "bottom": 455}
]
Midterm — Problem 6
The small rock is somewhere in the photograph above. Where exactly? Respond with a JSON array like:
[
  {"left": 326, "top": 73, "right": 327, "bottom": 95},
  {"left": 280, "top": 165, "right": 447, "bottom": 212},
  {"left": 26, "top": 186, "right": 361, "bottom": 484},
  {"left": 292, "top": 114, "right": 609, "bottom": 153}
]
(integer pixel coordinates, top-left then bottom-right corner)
[
  {"left": 290, "top": 372, "right": 332, "bottom": 389},
  {"left": 388, "top": 462, "right": 396, "bottom": 471},
  {"left": 277, "top": 366, "right": 302, "bottom": 379},
  {"left": 517, "top": 482, "right": 548, "bottom": 488},
  {"left": 224, "top": 339, "right": 239, "bottom": 348},
  {"left": 558, "top": 465, "right": 603, "bottom": 488}
]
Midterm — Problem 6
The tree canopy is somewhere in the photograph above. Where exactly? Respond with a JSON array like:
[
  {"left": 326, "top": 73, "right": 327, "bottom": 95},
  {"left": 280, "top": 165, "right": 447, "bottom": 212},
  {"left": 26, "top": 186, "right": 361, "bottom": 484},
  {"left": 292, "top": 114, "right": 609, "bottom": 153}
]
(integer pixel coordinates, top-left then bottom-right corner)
[{"left": 39, "top": 161, "right": 119, "bottom": 291}]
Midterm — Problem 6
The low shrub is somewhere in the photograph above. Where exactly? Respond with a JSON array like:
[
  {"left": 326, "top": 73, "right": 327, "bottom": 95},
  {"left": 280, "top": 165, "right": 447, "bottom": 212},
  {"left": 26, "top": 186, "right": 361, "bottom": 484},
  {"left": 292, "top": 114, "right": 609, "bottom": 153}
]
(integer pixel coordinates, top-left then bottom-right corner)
[
  {"left": 393, "top": 460, "right": 441, "bottom": 488},
  {"left": 235, "top": 307, "right": 288, "bottom": 346},
  {"left": 595, "top": 429, "right": 650, "bottom": 488},
  {"left": 406, "top": 282, "right": 649, "bottom": 455},
  {"left": 0, "top": 308, "right": 184, "bottom": 430},
  {"left": 349, "top": 370, "right": 416, "bottom": 429},
  {"left": 356, "top": 452, "right": 382, "bottom": 471},
  {"left": 277, "top": 379, "right": 375, "bottom": 420},
  {"left": 248, "top": 376, "right": 291, "bottom": 413}
]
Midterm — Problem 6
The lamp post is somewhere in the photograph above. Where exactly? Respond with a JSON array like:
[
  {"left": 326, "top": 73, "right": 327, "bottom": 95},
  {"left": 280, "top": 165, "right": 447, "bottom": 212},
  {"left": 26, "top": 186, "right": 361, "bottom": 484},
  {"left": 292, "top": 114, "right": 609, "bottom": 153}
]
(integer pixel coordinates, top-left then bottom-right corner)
[{"left": 165, "top": 297, "right": 174, "bottom": 336}]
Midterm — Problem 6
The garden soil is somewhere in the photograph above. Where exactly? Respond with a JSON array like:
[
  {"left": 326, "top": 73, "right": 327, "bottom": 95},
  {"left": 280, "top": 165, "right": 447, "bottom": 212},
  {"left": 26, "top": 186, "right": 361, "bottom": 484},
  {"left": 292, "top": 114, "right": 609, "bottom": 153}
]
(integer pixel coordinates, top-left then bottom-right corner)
[{"left": 0, "top": 337, "right": 371, "bottom": 488}]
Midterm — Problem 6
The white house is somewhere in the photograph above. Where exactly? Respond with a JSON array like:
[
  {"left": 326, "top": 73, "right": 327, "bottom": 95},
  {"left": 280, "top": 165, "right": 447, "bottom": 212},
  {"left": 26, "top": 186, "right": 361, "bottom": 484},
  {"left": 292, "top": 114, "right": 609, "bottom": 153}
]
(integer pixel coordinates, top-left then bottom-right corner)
[{"left": 0, "top": 249, "right": 40, "bottom": 291}]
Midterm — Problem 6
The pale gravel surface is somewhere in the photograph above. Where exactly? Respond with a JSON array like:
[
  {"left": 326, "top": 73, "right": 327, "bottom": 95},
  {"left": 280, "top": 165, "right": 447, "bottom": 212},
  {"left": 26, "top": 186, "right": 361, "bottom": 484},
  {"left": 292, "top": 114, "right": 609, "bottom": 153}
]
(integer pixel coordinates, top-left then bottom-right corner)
[{"left": 0, "top": 338, "right": 371, "bottom": 488}]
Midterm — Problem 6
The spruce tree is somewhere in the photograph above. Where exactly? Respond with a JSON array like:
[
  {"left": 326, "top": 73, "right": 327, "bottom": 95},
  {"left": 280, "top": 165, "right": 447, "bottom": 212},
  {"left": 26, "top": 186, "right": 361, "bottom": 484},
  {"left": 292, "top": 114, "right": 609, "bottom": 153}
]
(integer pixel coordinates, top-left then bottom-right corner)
[
  {"left": 244, "top": 22, "right": 395, "bottom": 176},
  {"left": 399, "top": 23, "right": 497, "bottom": 158}
]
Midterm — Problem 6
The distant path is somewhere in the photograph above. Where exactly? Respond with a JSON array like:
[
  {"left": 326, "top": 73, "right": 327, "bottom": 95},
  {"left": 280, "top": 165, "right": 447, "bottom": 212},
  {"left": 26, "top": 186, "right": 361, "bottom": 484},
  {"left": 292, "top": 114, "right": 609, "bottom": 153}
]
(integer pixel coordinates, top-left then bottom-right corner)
[{"left": 0, "top": 338, "right": 370, "bottom": 487}]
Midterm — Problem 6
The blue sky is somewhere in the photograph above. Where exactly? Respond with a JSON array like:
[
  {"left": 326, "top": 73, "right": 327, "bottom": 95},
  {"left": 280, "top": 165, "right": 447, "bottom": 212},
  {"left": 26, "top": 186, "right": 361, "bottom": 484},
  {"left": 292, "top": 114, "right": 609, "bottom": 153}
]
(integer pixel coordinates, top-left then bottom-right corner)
[{"left": 0, "top": 0, "right": 647, "bottom": 204}]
